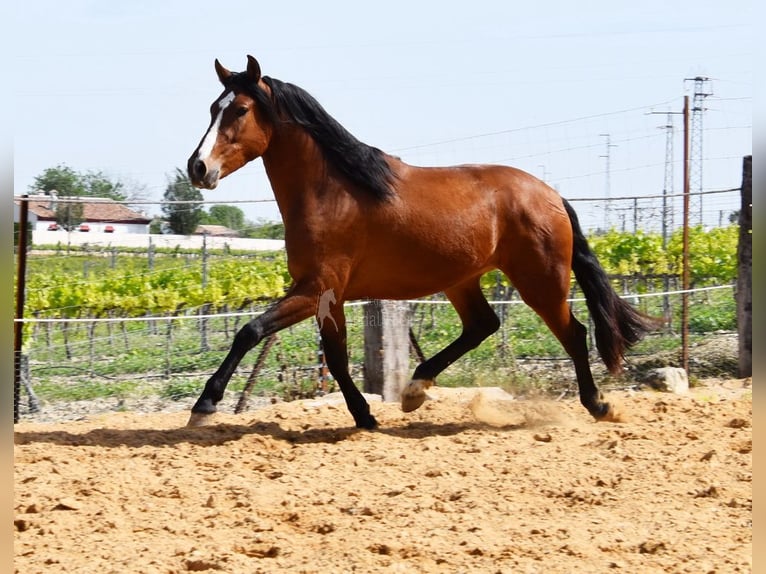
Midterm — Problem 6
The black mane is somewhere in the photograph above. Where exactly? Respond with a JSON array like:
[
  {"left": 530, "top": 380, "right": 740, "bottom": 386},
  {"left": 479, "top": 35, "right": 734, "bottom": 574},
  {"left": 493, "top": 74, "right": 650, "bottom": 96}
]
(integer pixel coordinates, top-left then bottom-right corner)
[{"left": 227, "top": 72, "right": 396, "bottom": 201}]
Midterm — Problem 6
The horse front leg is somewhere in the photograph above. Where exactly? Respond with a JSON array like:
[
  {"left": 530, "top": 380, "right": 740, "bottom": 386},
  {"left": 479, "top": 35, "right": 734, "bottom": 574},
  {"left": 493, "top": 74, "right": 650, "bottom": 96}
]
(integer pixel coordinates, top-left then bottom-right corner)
[
  {"left": 187, "top": 283, "right": 317, "bottom": 427},
  {"left": 318, "top": 301, "right": 377, "bottom": 429}
]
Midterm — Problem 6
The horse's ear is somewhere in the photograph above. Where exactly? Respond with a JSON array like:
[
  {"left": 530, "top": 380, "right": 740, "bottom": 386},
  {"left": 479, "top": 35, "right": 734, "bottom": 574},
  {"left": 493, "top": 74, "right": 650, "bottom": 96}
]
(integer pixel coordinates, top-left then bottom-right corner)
[
  {"left": 214, "top": 59, "right": 232, "bottom": 84},
  {"left": 246, "top": 55, "right": 261, "bottom": 82}
]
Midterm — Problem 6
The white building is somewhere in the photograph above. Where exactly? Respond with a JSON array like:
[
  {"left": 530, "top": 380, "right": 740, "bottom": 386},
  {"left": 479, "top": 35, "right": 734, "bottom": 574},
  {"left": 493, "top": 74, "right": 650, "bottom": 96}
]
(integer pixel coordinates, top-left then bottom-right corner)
[
  {"left": 16, "top": 193, "right": 151, "bottom": 234},
  {"left": 15, "top": 194, "right": 284, "bottom": 252}
]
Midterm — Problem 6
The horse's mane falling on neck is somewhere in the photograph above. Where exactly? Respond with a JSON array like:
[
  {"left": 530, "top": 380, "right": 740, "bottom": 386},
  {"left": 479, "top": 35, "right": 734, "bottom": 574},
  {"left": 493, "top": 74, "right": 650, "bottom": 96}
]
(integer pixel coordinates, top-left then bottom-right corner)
[{"left": 227, "top": 71, "right": 396, "bottom": 201}]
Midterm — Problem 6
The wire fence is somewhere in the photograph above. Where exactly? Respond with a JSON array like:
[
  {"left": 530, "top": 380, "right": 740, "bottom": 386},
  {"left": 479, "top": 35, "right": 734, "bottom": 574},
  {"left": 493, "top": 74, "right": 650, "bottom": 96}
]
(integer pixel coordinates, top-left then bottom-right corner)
[
  {"left": 14, "top": 272, "right": 738, "bottom": 423},
  {"left": 13, "top": 173, "right": 748, "bottom": 423}
]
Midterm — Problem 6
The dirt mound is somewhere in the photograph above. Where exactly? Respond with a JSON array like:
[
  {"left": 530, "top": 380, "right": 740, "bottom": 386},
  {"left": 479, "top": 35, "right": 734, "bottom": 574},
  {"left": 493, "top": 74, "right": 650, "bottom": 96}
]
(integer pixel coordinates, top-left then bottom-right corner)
[{"left": 14, "top": 379, "right": 751, "bottom": 573}]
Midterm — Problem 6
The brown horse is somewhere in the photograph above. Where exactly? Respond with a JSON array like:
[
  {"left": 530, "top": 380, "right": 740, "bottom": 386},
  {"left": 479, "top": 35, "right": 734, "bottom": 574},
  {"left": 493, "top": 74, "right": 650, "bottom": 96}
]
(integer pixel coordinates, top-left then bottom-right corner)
[{"left": 186, "top": 55, "right": 660, "bottom": 429}]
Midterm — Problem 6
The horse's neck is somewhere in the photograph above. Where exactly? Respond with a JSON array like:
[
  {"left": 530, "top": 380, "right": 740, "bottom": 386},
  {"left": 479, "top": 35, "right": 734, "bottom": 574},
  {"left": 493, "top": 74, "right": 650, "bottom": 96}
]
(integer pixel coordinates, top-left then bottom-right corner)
[{"left": 261, "top": 126, "right": 327, "bottom": 220}]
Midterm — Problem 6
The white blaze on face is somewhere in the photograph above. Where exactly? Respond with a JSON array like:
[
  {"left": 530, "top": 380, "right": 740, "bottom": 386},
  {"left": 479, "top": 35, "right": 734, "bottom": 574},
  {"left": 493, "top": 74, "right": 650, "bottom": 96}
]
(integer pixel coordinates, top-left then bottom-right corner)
[{"left": 197, "top": 91, "right": 236, "bottom": 163}]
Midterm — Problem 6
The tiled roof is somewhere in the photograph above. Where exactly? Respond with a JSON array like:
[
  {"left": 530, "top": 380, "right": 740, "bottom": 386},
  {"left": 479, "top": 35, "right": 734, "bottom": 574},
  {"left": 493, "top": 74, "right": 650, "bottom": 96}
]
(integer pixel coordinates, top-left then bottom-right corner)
[{"left": 16, "top": 195, "right": 152, "bottom": 223}]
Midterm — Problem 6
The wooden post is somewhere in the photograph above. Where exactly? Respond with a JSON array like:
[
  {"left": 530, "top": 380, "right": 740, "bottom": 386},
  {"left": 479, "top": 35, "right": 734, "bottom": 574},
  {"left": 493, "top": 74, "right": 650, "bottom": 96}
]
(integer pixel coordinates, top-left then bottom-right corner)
[
  {"left": 14, "top": 195, "right": 30, "bottom": 424},
  {"left": 235, "top": 334, "right": 277, "bottom": 413},
  {"left": 363, "top": 300, "right": 410, "bottom": 401},
  {"left": 736, "top": 155, "right": 752, "bottom": 377}
]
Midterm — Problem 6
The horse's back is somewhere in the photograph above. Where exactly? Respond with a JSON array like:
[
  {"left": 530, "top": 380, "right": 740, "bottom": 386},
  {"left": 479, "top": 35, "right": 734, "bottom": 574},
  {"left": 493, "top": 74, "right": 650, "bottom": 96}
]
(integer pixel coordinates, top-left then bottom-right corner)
[
  {"left": 394, "top": 160, "right": 571, "bottom": 244},
  {"left": 397, "top": 160, "right": 564, "bottom": 211},
  {"left": 336, "top": 160, "right": 572, "bottom": 299}
]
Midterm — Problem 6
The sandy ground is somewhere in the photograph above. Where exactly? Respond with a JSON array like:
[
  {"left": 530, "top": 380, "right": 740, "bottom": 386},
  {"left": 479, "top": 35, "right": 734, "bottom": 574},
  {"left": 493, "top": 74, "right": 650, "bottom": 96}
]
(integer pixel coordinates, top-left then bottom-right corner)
[{"left": 14, "top": 379, "right": 751, "bottom": 573}]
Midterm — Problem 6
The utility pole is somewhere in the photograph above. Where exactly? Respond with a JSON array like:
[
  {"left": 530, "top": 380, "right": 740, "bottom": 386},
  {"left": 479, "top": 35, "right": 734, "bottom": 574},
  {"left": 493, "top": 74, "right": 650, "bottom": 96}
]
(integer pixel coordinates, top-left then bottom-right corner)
[
  {"left": 660, "top": 113, "right": 675, "bottom": 239},
  {"left": 684, "top": 76, "right": 712, "bottom": 227},
  {"left": 599, "top": 134, "right": 617, "bottom": 230},
  {"left": 648, "top": 107, "right": 684, "bottom": 329},
  {"left": 660, "top": 112, "right": 677, "bottom": 328},
  {"left": 648, "top": 110, "right": 683, "bottom": 240}
]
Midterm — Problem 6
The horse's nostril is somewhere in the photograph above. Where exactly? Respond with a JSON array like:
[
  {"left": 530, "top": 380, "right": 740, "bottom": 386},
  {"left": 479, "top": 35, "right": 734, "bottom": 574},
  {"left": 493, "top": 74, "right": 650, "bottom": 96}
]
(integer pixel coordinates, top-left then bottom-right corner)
[{"left": 193, "top": 159, "right": 207, "bottom": 180}]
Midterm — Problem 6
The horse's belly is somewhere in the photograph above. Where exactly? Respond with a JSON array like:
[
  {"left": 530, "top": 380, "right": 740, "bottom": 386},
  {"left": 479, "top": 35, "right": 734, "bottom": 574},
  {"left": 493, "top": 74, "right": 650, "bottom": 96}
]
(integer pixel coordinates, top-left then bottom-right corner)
[{"left": 344, "top": 238, "right": 495, "bottom": 300}]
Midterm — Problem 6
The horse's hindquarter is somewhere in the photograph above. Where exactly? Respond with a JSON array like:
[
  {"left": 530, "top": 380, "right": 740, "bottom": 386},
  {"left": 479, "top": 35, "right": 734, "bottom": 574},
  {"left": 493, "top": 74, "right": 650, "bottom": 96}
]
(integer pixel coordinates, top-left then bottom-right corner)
[{"left": 342, "top": 163, "right": 569, "bottom": 300}]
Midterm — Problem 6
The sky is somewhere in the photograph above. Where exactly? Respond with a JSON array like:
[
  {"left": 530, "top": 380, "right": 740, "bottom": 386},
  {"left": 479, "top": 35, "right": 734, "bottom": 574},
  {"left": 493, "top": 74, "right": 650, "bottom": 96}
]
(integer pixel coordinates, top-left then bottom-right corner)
[{"left": 11, "top": 1, "right": 753, "bottom": 231}]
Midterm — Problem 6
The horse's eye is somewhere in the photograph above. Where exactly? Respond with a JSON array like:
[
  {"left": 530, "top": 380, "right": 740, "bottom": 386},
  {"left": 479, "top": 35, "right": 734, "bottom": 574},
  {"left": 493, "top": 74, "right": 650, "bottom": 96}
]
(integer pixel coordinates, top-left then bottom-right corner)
[{"left": 236, "top": 106, "right": 248, "bottom": 117}]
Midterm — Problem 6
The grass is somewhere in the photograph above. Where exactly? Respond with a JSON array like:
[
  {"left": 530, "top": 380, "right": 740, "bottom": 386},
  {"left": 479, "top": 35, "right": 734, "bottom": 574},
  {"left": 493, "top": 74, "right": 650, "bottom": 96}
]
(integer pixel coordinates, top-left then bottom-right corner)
[{"left": 32, "top": 377, "right": 142, "bottom": 402}]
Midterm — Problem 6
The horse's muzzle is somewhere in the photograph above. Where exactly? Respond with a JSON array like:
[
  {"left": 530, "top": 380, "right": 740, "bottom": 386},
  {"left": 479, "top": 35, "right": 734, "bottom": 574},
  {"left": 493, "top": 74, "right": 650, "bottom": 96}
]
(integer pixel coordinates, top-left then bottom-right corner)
[{"left": 188, "top": 158, "right": 220, "bottom": 189}]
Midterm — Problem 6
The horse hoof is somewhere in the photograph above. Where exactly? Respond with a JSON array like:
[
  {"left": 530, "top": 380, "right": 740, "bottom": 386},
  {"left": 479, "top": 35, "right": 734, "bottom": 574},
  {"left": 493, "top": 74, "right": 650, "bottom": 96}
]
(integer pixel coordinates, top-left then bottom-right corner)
[
  {"left": 186, "top": 412, "right": 216, "bottom": 427},
  {"left": 355, "top": 414, "right": 378, "bottom": 430},
  {"left": 401, "top": 379, "right": 433, "bottom": 413},
  {"left": 592, "top": 401, "right": 626, "bottom": 423}
]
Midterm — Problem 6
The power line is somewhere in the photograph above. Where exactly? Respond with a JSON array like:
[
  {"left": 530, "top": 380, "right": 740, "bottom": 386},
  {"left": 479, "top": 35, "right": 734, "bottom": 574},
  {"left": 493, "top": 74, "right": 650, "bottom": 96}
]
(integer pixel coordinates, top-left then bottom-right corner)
[{"left": 391, "top": 99, "right": 678, "bottom": 152}]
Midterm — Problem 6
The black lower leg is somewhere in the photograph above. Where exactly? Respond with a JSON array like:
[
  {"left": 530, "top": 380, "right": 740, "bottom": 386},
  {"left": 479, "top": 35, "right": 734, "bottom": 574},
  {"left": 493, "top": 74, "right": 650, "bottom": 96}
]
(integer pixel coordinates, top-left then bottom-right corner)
[
  {"left": 565, "top": 322, "right": 610, "bottom": 419},
  {"left": 572, "top": 356, "right": 610, "bottom": 419},
  {"left": 412, "top": 334, "right": 475, "bottom": 381},
  {"left": 191, "top": 321, "right": 263, "bottom": 414},
  {"left": 412, "top": 318, "right": 499, "bottom": 382},
  {"left": 189, "top": 283, "right": 320, "bottom": 421},
  {"left": 336, "top": 375, "right": 376, "bottom": 429},
  {"left": 412, "top": 284, "right": 500, "bottom": 383},
  {"left": 321, "top": 322, "right": 376, "bottom": 429}
]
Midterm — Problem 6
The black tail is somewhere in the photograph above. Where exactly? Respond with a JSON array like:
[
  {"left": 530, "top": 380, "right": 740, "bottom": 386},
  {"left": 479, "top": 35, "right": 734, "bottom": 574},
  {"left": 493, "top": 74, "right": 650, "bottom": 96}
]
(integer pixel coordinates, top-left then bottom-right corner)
[{"left": 562, "top": 199, "right": 661, "bottom": 373}]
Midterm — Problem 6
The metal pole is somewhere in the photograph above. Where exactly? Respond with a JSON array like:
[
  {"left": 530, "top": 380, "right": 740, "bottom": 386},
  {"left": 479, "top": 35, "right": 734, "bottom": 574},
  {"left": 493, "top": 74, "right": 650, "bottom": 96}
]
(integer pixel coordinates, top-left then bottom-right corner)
[
  {"left": 633, "top": 198, "right": 638, "bottom": 232},
  {"left": 681, "top": 96, "right": 691, "bottom": 373},
  {"left": 317, "top": 330, "right": 329, "bottom": 394},
  {"left": 14, "top": 195, "right": 30, "bottom": 424},
  {"left": 200, "top": 232, "right": 209, "bottom": 352}
]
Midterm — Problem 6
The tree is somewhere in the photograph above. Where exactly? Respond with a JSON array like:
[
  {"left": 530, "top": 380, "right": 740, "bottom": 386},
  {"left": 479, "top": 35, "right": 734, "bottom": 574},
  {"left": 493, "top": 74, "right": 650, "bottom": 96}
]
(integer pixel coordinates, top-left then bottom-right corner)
[
  {"left": 81, "top": 170, "right": 127, "bottom": 201},
  {"left": 30, "top": 164, "right": 128, "bottom": 201},
  {"left": 207, "top": 204, "right": 245, "bottom": 231},
  {"left": 162, "top": 168, "right": 204, "bottom": 235},
  {"left": 55, "top": 201, "right": 85, "bottom": 231},
  {"left": 30, "top": 165, "right": 84, "bottom": 229},
  {"left": 31, "top": 165, "right": 83, "bottom": 196}
]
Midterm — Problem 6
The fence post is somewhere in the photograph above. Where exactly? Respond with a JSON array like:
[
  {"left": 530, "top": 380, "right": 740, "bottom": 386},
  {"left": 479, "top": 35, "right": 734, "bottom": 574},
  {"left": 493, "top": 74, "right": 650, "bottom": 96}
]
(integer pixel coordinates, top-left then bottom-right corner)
[
  {"left": 363, "top": 300, "right": 410, "bottom": 401},
  {"left": 14, "top": 195, "right": 30, "bottom": 424},
  {"left": 736, "top": 155, "right": 752, "bottom": 377}
]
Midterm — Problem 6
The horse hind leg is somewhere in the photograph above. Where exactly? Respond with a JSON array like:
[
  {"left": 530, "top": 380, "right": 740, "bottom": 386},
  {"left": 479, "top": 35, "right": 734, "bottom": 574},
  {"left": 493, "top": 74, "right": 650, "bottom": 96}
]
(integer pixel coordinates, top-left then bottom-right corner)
[
  {"left": 552, "top": 308, "right": 615, "bottom": 420},
  {"left": 401, "top": 279, "right": 500, "bottom": 412},
  {"left": 504, "top": 270, "right": 615, "bottom": 421}
]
